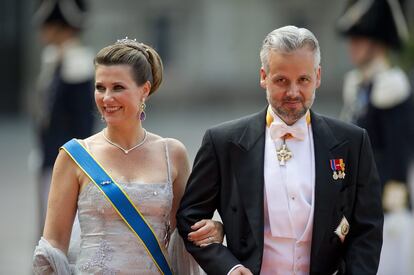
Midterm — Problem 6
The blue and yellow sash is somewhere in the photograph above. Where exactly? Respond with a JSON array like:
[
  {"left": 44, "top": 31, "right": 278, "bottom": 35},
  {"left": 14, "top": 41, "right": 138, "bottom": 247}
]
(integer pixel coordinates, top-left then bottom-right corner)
[{"left": 62, "top": 139, "right": 173, "bottom": 275}]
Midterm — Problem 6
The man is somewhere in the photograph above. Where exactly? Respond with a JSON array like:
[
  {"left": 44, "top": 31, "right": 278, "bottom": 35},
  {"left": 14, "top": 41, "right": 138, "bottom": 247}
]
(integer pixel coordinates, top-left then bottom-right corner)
[
  {"left": 177, "top": 26, "right": 383, "bottom": 275},
  {"left": 337, "top": 0, "right": 413, "bottom": 189},
  {"left": 32, "top": 0, "right": 95, "bottom": 233}
]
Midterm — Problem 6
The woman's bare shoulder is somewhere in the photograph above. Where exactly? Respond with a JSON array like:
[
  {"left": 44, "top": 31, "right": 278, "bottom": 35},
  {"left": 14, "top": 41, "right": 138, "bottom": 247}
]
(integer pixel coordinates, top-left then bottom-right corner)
[
  {"left": 149, "top": 132, "right": 187, "bottom": 154},
  {"left": 76, "top": 132, "right": 102, "bottom": 147}
]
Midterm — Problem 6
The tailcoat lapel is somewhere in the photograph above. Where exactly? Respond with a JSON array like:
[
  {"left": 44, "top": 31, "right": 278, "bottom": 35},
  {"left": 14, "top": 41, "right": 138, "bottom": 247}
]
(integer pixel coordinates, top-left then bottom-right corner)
[
  {"left": 310, "top": 111, "right": 349, "bottom": 266},
  {"left": 230, "top": 108, "right": 267, "bottom": 248}
]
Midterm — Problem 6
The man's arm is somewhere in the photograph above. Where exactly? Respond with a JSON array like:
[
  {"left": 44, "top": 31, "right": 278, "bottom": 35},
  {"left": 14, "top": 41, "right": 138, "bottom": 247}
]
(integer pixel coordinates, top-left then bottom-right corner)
[
  {"left": 176, "top": 129, "right": 241, "bottom": 274},
  {"left": 345, "top": 130, "right": 383, "bottom": 274}
]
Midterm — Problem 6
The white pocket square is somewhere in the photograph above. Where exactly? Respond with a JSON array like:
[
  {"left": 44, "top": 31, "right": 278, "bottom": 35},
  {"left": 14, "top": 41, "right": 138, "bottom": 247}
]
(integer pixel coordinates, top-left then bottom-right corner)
[{"left": 334, "top": 216, "right": 350, "bottom": 243}]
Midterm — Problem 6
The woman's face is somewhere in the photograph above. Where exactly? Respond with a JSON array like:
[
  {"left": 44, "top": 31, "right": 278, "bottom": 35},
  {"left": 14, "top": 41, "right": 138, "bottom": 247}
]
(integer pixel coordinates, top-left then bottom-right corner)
[{"left": 94, "top": 64, "right": 150, "bottom": 126}]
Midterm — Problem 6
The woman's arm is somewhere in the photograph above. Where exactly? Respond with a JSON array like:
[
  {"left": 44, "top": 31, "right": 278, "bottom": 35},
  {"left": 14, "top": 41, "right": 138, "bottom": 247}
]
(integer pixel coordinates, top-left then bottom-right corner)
[
  {"left": 168, "top": 138, "right": 191, "bottom": 230},
  {"left": 42, "top": 148, "right": 80, "bottom": 254}
]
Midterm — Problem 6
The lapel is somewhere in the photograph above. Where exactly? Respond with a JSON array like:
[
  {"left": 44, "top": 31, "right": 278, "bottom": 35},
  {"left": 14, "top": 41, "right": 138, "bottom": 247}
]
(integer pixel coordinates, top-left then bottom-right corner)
[
  {"left": 230, "top": 107, "right": 267, "bottom": 248},
  {"left": 309, "top": 111, "right": 349, "bottom": 266}
]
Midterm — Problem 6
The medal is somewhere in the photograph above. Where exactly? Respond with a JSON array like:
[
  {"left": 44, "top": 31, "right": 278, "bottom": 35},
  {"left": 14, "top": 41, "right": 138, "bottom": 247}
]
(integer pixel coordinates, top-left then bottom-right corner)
[
  {"left": 330, "top": 159, "right": 346, "bottom": 180},
  {"left": 333, "top": 171, "right": 339, "bottom": 180},
  {"left": 276, "top": 139, "right": 292, "bottom": 166}
]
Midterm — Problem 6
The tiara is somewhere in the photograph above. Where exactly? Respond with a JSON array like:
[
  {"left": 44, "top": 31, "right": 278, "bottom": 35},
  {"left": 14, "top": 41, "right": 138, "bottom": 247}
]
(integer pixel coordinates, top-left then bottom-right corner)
[
  {"left": 117, "top": 36, "right": 136, "bottom": 44},
  {"left": 116, "top": 37, "right": 149, "bottom": 52},
  {"left": 116, "top": 36, "right": 144, "bottom": 46}
]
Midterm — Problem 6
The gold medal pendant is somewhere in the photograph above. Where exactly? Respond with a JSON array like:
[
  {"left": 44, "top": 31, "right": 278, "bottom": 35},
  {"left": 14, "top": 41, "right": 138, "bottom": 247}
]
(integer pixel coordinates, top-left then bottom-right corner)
[{"left": 276, "top": 139, "right": 292, "bottom": 166}]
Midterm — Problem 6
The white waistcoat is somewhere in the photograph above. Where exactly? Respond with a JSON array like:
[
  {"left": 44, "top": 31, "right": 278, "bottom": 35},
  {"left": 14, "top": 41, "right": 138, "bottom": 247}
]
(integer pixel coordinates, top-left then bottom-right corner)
[{"left": 261, "top": 112, "right": 315, "bottom": 275}]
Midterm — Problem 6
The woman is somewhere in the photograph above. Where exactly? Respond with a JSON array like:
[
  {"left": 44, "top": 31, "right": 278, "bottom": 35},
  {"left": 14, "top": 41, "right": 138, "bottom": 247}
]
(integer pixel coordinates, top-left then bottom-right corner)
[{"left": 33, "top": 38, "right": 223, "bottom": 274}]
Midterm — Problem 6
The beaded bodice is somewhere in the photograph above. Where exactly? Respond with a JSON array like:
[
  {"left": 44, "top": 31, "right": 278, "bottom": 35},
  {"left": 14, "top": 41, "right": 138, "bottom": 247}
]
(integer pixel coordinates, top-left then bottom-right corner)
[
  {"left": 74, "top": 139, "right": 174, "bottom": 274},
  {"left": 75, "top": 180, "right": 173, "bottom": 274}
]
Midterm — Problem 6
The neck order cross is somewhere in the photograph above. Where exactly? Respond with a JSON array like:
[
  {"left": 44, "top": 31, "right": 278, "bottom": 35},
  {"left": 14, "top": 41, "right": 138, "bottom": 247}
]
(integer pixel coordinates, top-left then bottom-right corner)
[
  {"left": 276, "top": 135, "right": 293, "bottom": 165},
  {"left": 103, "top": 129, "right": 147, "bottom": 154}
]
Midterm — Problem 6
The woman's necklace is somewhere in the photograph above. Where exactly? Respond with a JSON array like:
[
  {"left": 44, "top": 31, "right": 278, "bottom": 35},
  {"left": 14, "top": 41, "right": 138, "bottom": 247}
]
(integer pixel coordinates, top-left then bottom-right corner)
[{"left": 102, "top": 129, "right": 147, "bottom": 154}]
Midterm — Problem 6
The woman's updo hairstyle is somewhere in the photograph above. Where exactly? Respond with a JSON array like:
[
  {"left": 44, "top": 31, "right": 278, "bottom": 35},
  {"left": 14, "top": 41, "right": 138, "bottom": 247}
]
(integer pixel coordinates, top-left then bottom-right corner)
[{"left": 94, "top": 38, "right": 163, "bottom": 95}]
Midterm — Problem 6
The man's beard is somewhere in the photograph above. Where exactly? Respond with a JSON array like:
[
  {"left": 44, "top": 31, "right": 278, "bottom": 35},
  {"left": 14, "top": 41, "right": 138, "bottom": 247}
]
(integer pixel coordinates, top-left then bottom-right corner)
[
  {"left": 270, "top": 91, "right": 315, "bottom": 124},
  {"left": 276, "top": 103, "right": 308, "bottom": 123}
]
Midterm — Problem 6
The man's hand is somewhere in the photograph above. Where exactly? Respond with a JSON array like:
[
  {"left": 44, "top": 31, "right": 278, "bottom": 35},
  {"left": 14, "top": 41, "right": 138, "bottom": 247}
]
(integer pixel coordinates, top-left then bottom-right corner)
[{"left": 230, "top": 266, "right": 253, "bottom": 275}]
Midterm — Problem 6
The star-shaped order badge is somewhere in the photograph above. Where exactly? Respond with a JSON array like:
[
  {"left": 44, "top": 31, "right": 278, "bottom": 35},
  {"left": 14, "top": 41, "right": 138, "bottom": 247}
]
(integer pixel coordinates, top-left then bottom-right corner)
[
  {"left": 330, "top": 159, "right": 345, "bottom": 180},
  {"left": 334, "top": 216, "right": 350, "bottom": 243}
]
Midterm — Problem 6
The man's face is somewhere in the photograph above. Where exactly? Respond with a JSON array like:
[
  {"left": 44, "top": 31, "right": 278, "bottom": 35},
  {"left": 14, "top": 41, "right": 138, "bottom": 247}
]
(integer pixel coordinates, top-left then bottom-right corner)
[{"left": 260, "top": 47, "right": 321, "bottom": 125}]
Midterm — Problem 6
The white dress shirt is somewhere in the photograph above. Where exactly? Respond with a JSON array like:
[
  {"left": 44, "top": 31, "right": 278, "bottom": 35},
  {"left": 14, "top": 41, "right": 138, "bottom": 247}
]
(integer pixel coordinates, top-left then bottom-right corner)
[
  {"left": 227, "top": 108, "right": 315, "bottom": 275},
  {"left": 261, "top": 108, "right": 315, "bottom": 275}
]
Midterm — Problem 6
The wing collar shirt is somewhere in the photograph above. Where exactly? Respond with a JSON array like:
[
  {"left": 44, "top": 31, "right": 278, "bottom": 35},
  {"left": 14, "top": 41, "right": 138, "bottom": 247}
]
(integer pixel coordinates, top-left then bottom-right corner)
[{"left": 261, "top": 106, "right": 315, "bottom": 275}]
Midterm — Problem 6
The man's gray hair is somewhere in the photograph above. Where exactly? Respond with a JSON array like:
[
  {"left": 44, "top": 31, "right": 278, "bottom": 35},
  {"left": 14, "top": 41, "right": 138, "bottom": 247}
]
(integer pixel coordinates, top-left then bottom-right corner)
[{"left": 260, "top": 25, "right": 321, "bottom": 72}]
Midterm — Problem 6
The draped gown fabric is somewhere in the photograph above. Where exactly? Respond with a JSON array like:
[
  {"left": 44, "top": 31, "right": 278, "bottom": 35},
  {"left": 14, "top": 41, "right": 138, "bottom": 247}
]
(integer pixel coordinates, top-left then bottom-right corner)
[{"left": 33, "top": 142, "right": 202, "bottom": 275}]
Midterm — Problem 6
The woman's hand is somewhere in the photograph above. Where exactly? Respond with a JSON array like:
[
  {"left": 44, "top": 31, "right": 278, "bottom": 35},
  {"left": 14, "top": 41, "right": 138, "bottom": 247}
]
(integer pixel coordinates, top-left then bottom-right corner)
[{"left": 187, "top": 219, "right": 224, "bottom": 247}]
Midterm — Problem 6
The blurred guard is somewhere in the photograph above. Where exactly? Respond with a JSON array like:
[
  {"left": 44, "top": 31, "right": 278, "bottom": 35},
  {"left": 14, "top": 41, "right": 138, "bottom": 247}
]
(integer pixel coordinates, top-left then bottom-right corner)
[
  {"left": 337, "top": 0, "right": 414, "bottom": 190},
  {"left": 337, "top": 1, "right": 414, "bottom": 274},
  {"left": 32, "top": 0, "right": 95, "bottom": 232}
]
